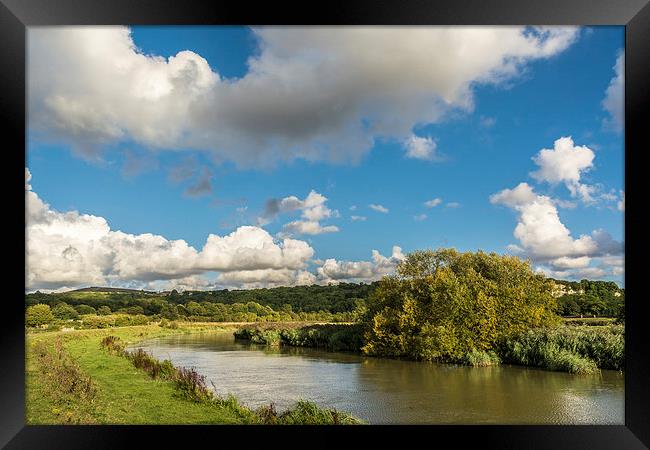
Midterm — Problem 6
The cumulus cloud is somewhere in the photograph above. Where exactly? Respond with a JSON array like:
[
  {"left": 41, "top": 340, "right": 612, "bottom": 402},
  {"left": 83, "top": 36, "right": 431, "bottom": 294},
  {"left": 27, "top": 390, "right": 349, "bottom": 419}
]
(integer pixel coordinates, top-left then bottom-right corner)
[
  {"left": 404, "top": 135, "right": 440, "bottom": 161},
  {"left": 29, "top": 26, "right": 579, "bottom": 167},
  {"left": 317, "top": 246, "right": 405, "bottom": 283},
  {"left": 258, "top": 190, "right": 340, "bottom": 236},
  {"left": 369, "top": 204, "right": 389, "bottom": 213},
  {"left": 216, "top": 268, "right": 316, "bottom": 289},
  {"left": 26, "top": 170, "right": 316, "bottom": 291},
  {"left": 282, "top": 221, "right": 339, "bottom": 235},
  {"left": 350, "top": 215, "right": 367, "bottom": 222},
  {"left": 424, "top": 198, "right": 442, "bottom": 208},
  {"left": 530, "top": 136, "right": 597, "bottom": 203},
  {"left": 490, "top": 182, "right": 623, "bottom": 279},
  {"left": 602, "top": 51, "right": 624, "bottom": 132}
]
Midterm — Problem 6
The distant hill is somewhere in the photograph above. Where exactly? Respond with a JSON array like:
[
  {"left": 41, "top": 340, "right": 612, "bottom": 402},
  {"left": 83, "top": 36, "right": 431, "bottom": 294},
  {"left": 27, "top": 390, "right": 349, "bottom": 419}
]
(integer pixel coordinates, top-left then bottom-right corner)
[{"left": 67, "top": 286, "right": 157, "bottom": 294}]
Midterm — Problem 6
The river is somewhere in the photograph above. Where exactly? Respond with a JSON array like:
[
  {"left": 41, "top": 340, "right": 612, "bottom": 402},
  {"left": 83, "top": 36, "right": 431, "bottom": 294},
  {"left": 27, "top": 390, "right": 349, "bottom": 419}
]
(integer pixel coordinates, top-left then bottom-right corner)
[{"left": 130, "top": 331, "right": 624, "bottom": 424}]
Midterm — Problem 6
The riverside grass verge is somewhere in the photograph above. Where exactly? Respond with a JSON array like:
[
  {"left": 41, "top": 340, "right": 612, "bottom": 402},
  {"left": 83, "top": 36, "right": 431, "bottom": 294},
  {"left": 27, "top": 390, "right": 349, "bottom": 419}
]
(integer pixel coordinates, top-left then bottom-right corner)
[
  {"left": 234, "top": 323, "right": 624, "bottom": 375},
  {"left": 26, "top": 322, "right": 362, "bottom": 425}
]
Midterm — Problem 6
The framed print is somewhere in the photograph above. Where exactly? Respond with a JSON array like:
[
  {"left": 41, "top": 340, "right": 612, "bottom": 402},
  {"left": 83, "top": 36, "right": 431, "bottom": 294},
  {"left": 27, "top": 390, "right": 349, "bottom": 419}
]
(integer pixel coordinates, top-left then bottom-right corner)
[{"left": 2, "top": 0, "right": 649, "bottom": 447}]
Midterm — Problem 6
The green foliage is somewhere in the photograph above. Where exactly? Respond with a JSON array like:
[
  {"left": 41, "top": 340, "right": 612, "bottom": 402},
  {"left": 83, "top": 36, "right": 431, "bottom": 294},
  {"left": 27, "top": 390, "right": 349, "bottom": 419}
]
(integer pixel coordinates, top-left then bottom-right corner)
[
  {"left": 52, "top": 303, "right": 79, "bottom": 320},
  {"left": 75, "top": 304, "right": 97, "bottom": 315},
  {"left": 500, "top": 325, "right": 624, "bottom": 373},
  {"left": 26, "top": 304, "right": 54, "bottom": 327},
  {"left": 25, "top": 282, "right": 377, "bottom": 319},
  {"left": 234, "top": 324, "right": 363, "bottom": 352},
  {"left": 462, "top": 349, "right": 501, "bottom": 367},
  {"left": 259, "top": 400, "right": 363, "bottom": 425},
  {"left": 360, "top": 249, "right": 560, "bottom": 362},
  {"left": 33, "top": 339, "right": 96, "bottom": 407},
  {"left": 97, "top": 306, "right": 112, "bottom": 316}
]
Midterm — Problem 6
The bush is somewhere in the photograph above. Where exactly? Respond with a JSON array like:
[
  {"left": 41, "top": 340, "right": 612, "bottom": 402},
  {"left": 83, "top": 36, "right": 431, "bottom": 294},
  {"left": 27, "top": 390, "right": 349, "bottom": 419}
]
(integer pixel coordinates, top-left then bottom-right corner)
[
  {"left": 126, "top": 348, "right": 176, "bottom": 380},
  {"left": 174, "top": 366, "right": 214, "bottom": 402},
  {"left": 235, "top": 324, "right": 363, "bottom": 352},
  {"left": 463, "top": 349, "right": 501, "bottom": 367},
  {"left": 52, "top": 303, "right": 79, "bottom": 320},
  {"left": 499, "top": 326, "right": 623, "bottom": 374},
  {"left": 99, "top": 335, "right": 125, "bottom": 355},
  {"left": 82, "top": 315, "right": 115, "bottom": 329},
  {"left": 26, "top": 304, "right": 54, "bottom": 327},
  {"left": 271, "top": 400, "right": 362, "bottom": 425}
]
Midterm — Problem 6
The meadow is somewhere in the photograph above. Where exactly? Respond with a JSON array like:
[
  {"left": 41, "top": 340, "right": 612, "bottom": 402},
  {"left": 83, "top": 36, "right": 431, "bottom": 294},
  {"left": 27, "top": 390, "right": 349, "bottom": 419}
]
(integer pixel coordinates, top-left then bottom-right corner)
[{"left": 26, "top": 323, "right": 361, "bottom": 425}]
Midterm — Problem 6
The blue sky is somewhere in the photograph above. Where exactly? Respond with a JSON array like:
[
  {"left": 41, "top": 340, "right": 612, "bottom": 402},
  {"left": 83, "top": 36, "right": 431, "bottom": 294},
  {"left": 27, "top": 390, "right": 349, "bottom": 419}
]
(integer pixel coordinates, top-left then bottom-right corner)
[{"left": 26, "top": 26, "right": 624, "bottom": 291}]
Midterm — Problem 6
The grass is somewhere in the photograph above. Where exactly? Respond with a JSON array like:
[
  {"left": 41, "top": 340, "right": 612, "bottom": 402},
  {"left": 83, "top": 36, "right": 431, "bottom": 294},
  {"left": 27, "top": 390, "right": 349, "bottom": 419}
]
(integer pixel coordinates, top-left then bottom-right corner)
[
  {"left": 499, "top": 325, "right": 624, "bottom": 374},
  {"left": 462, "top": 349, "right": 501, "bottom": 367},
  {"left": 26, "top": 323, "right": 362, "bottom": 425}
]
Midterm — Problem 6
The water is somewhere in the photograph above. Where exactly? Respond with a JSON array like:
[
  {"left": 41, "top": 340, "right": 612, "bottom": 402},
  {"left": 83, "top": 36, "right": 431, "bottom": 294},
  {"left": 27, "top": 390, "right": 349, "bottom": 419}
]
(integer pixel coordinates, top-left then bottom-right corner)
[{"left": 130, "top": 331, "right": 624, "bottom": 424}]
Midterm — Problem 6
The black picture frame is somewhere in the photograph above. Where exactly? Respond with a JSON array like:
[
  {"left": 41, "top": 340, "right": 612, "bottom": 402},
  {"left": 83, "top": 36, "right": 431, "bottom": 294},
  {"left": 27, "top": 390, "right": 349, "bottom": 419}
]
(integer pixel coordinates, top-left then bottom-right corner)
[{"left": 2, "top": 0, "right": 648, "bottom": 448}]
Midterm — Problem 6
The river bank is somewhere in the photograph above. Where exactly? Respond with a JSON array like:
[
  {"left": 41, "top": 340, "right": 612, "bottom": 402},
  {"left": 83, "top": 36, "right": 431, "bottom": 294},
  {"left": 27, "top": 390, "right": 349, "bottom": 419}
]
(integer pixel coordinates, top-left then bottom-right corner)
[
  {"left": 25, "top": 323, "right": 361, "bottom": 424},
  {"left": 232, "top": 322, "right": 624, "bottom": 374}
]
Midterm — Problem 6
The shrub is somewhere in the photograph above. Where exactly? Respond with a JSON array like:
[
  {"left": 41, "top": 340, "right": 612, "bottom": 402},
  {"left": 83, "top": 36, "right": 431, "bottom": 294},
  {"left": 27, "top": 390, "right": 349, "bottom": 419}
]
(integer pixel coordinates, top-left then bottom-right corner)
[
  {"left": 274, "top": 400, "right": 362, "bottom": 425},
  {"left": 82, "top": 314, "right": 115, "bottom": 329},
  {"left": 463, "top": 349, "right": 501, "bottom": 367},
  {"left": 126, "top": 348, "right": 176, "bottom": 380},
  {"left": 174, "top": 366, "right": 214, "bottom": 402},
  {"left": 26, "top": 304, "right": 54, "bottom": 327},
  {"left": 52, "top": 303, "right": 79, "bottom": 320},
  {"left": 99, "top": 335, "right": 125, "bottom": 355}
]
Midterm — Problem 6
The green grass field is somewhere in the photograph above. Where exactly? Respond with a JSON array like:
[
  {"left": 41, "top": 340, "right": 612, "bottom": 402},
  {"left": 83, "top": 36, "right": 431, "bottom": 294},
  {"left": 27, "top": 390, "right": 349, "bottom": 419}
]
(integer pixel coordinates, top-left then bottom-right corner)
[{"left": 26, "top": 324, "right": 256, "bottom": 424}]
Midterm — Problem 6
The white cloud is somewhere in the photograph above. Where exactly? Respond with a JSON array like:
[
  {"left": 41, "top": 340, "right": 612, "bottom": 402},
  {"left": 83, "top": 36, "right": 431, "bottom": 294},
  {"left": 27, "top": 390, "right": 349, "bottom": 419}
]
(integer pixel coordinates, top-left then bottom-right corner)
[
  {"left": 350, "top": 215, "right": 367, "bottom": 222},
  {"left": 618, "top": 190, "right": 625, "bottom": 212},
  {"left": 446, "top": 202, "right": 461, "bottom": 208},
  {"left": 491, "top": 182, "right": 623, "bottom": 279},
  {"left": 282, "top": 220, "right": 339, "bottom": 235},
  {"left": 216, "top": 268, "right": 316, "bottom": 289},
  {"left": 259, "top": 190, "right": 340, "bottom": 236},
  {"left": 26, "top": 171, "right": 317, "bottom": 291},
  {"left": 29, "top": 26, "right": 579, "bottom": 167},
  {"left": 530, "top": 136, "right": 597, "bottom": 203},
  {"left": 404, "top": 135, "right": 439, "bottom": 161},
  {"left": 317, "top": 246, "right": 405, "bottom": 283},
  {"left": 602, "top": 51, "right": 624, "bottom": 132},
  {"left": 424, "top": 198, "right": 442, "bottom": 208},
  {"left": 414, "top": 214, "right": 428, "bottom": 221},
  {"left": 369, "top": 204, "right": 389, "bottom": 213}
]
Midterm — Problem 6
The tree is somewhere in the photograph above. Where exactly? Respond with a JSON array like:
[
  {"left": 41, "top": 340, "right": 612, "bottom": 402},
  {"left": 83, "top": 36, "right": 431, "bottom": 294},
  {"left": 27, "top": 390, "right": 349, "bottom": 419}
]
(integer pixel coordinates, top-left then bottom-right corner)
[
  {"left": 97, "top": 306, "right": 112, "bottom": 316},
  {"left": 361, "top": 249, "right": 559, "bottom": 361},
  {"left": 75, "top": 304, "right": 97, "bottom": 315},
  {"left": 26, "top": 304, "right": 54, "bottom": 327},
  {"left": 52, "top": 302, "right": 79, "bottom": 320}
]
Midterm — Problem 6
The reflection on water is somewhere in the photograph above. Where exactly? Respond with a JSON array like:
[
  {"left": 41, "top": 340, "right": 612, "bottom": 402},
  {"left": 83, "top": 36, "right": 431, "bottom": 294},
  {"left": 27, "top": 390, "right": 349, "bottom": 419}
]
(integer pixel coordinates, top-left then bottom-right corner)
[{"left": 129, "top": 331, "right": 624, "bottom": 424}]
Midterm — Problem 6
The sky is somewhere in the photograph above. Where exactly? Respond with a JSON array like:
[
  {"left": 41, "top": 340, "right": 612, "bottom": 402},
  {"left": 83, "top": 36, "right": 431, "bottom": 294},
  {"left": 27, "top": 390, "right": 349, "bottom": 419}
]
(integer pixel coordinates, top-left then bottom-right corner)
[{"left": 25, "top": 26, "right": 625, "bottom": 292}]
